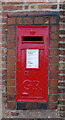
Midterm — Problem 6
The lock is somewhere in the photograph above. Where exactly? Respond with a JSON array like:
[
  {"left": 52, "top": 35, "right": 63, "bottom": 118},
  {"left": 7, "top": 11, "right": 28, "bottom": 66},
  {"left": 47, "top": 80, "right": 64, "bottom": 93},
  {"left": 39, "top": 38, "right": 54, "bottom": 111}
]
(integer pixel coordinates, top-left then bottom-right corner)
[{"left": 25, "top": 71, "right": 27, "bottom": 74}]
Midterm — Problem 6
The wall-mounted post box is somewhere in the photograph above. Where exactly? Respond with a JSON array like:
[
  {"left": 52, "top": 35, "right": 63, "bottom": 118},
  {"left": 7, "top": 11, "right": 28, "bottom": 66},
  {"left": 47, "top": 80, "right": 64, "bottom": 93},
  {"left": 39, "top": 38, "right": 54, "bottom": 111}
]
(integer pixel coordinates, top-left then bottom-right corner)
[{"left": 16, "top": 25, "right": 49, "bottom": 103}]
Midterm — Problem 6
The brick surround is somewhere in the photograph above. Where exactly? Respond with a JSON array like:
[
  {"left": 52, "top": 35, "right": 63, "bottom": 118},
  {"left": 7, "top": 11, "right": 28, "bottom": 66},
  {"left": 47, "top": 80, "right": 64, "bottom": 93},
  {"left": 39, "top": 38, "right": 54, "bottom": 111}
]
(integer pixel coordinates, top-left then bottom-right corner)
[
  {"left": 6, "top": 14, "right": 59, "bottom": 110},
  {"left": 1, "top": 1, "right": 65, "bottom": 119}
]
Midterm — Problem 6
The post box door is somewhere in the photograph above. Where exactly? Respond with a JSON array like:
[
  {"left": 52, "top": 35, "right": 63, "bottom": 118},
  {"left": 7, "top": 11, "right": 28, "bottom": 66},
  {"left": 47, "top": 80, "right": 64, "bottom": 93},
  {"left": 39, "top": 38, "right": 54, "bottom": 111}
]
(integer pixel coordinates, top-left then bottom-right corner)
[
  {"left": 21, "top": 49, "right": 45, "bottom": 102},
  {"left": 16, "top": 25, "right": 49, "bottom": 103}
]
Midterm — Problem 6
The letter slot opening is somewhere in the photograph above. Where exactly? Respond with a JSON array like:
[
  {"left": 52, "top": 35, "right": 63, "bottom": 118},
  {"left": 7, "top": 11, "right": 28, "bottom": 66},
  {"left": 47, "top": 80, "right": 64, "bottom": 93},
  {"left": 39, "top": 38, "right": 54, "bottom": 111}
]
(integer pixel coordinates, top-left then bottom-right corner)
[{"left": 23, "top": 36, "right": 43, "bottom": 41}]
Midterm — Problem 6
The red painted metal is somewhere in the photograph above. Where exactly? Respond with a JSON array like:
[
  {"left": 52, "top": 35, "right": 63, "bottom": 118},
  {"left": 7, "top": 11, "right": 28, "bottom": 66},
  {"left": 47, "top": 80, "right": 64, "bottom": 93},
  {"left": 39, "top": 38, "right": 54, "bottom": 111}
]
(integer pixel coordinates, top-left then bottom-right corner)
[{"left": 16, "top": 25, "right": 49, "bottom": 103}]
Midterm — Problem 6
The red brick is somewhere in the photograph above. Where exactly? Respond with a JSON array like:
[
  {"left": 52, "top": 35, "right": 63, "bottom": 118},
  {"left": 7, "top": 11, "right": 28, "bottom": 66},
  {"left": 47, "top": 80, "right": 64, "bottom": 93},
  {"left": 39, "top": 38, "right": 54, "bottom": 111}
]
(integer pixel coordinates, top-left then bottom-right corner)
[
  {"left": 3, "top": 6, "right": 17, "bottom": 11},
  {"left": 25, "top": 5, "right": 28, "bottom": 9},
  {"left": 2, "top": 18, "right": 7, "bottom": 23},
  {"left": 7, "top": 95, "right": 15, "bottom": 101},
  {"left": 60, "top": 18, "right": 65, "bottom": 22},
  {"left": 11, "top": 112, "right": 19, "bottom": 116},
  {"left": 49, "top": 87, "right": 58, "bottom": 94},
  {"left": 7, "top": 86, "right": 15, "bottom": 94},
  {"left": 50, "top": 49, "right": 58, "bottom": 56},
  {"left": 59, "top": 56, "right": 65, "bottom": 61},
  {"left": 60, "top": 106, "right": 65, "bottom": 111},
  {"left": 49, "top": 102, "right": 58, "bottom": 109},
  {"left": 2, "top": 24, "right": 7, "bottom": 29},
  {"left": 59, "top": 76, "right": 65, "bottom": 80},
  {"left": 7, "top": 34, "right": 15, "bottom": 41},
  {"left": 59, "top": 43, "right": 65, "bottom": 48},
  {"left": 60, "top": 30, "right": 65, "bottom": 34},
  {"left": 50, "top": 26, "right": 59, "bottom": 32},
  {"left": 7, "top": 42, "right": 15, "bottom": 49},
  {"left": 2, "top": 94, "right": 7, "bottom": 98},
  {"left": 7, "top": 49, "right": 15, "bottom": 56},
  {"left": 2, "top": 12, "right": 8, "bottom": 17},
  {"left": 59, "top": 37, "right": 65, "bottom": 41},
  {"left": 17, "top": 17, "right": 22, "bottom": 24},
  {"left": 62, "top": 70, "right": 65, "bottom": 74},
  {"left": 2, "top": 2, "right": 24, "bottom": 4},
  {"left": 38, "top": 5, "right": 51, "bottom": 9},
  {"left": 61, "top": 113, "right": 65, "bottom": 117},
  {"left": 51, "top": 5, "right": 57, "bottom": 9},
  {"left": 59, "top": 24, "right": 64, "bottom": 28},
  {"left": 34, "top": 17, "right": 44, "bottom": 24},
  {"left": 58, "top": 82, "right": 65, "bottom": 86},
  {"left": 49, "top": 72, "right": 58, "bottom": 79},
  {"left": 59, "top": 50, "right": 65, "bottom": 55},
  {"left": 50, "top": 40, "right": 58, "bottom": 48},
  {"left": 59, "top": 70, "right": 65, "bottom": 74},
  {"left": 58, "top": 94, "right": 64, "bottom": 99},
  {"left": 31, "top": 5, "right": 35, "bottom": 9},
  {"left": 7, "top": 80, "right": 15, "bottom": 86},
  {"left": 49, "top": 80, "right": 58, "bottom": 87},
  {"left": 8, "top": 18, "right": 16, "bottom": 25},
  {"left": 7, "top": 57, "right": 15, "bottom": 64},
  {"left": 50, "top": 33, "right": 59, "bottom": 40},
  {"left": 7, "top": 12, "right": 26, "bottom": 17},
  {"left": 2, "top": 63, "right": 7, "bottom": 68},
  {"left": 49, "top": 57, "right": 59, "bottom": 64},
  {"left": 7, "top": 102, "right": 16, "bottom": 109},
  {"left": 7, "top": 26, "right": 15, "bottom": 33},
  {"left": 7, "top": 65, "right": 15, "bottom": 71},
  {"left": 60, "top": 37, "right": 65, "bottom": 42},
  {"left": 23, "top": 17, "right": 33, "bottom": 24},
  {"left": 50, "top": 18, "right": 56, "bottom": 24},
  {"left": 59, "top": 100, "right": 65, "bottom": 105},
  {"left": 49, "top": 95, "right": 58, "bottom": 102},
  {"left": 0, "top": 49, "right": 5, "bottom": 55},
  {"left": 49, "top": 65, "right": 59, "bottom": 71},
  {"left": 58, "top": 88, "right": 65, "bottom": 93},
  {"left": 7, "top": 72, "right": 15, "bottom": 79}
]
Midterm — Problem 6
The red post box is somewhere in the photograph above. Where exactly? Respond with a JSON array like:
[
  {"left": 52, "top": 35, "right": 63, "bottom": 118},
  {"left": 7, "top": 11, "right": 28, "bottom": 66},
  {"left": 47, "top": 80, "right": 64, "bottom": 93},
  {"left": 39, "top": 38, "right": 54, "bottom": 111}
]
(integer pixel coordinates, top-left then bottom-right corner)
[{"left": 16, "top": 25, "right": 49, "bottom": 103}]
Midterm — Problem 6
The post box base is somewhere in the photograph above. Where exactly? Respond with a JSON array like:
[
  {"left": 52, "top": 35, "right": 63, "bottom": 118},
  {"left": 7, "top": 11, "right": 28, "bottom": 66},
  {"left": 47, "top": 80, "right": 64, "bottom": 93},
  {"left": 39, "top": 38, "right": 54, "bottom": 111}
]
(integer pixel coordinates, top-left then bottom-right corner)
[{"left": 17, "top": 102, "right": 48, "bottom": 110}]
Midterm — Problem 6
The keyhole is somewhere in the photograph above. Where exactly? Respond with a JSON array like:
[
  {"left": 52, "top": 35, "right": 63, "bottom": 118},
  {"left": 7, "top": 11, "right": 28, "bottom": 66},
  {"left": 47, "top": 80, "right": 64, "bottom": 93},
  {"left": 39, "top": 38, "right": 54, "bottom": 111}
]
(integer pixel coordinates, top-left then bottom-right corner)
[{"left": 25, "top": 71, "right": 27, "bottom": 74}]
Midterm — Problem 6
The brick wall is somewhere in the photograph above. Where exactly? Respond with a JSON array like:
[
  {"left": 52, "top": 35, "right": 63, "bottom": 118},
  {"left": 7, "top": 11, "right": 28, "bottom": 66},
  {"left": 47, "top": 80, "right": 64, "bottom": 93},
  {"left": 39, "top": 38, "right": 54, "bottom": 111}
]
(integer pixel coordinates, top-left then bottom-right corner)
[
  {"left": 1, "top": 1, "right": 65, "bottom": 119},
  {"left": 6, "top": 14, "right": 59, "bottom": 110}
]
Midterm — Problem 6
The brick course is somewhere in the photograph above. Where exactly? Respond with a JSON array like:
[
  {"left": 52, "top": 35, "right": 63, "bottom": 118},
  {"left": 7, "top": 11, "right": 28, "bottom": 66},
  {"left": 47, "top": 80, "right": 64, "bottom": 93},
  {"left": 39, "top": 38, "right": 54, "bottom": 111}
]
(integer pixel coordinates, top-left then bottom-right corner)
[{"left": 8, "top": 18, "right": 16, "bottom": 25}]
